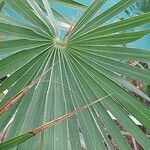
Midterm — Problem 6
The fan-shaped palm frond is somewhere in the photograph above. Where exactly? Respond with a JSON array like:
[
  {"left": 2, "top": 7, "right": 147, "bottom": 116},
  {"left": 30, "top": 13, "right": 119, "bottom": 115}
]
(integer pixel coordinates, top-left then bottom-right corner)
[{"left": 0, "top": 0, "right": 150, "bottom": 149}]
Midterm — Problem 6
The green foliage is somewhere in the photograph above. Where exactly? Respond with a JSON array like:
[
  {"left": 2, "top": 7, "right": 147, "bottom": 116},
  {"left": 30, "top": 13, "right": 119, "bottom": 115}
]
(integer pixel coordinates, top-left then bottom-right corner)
[{"left": 0, "top": 0, "right": 150, "bottom": 149}]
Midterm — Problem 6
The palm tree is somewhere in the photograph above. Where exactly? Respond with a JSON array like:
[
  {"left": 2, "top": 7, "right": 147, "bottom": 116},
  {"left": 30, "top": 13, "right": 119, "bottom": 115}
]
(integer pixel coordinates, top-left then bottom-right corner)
[{"left": 0, "top": 0, "right": 150, "bottom": 149}]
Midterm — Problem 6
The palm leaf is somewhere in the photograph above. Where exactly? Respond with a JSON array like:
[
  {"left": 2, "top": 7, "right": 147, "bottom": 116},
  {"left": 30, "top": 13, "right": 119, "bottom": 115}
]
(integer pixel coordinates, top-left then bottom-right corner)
[
  {"left": 0, "top": 0, "right": 150, "bottom": 149},
  {"left": 50, "top": 0, "right": 87, "bottom": 11},
  {"left": 0, "top": 94, "right": 111, "bottom": 150}
]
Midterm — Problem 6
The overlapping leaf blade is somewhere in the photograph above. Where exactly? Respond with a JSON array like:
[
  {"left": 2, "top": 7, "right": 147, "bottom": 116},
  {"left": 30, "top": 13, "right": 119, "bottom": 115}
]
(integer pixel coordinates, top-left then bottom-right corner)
[
  {"left": 0, "top": 0, "right": 150, "bottom": 149},
  {"left": 69, "top": 0, "right": 137, "bottom": 40},
  {"left": 50, "top": 0, "right": 87, "bottom": 11},
  {"left": 70, "top": 12, "right": 150, "bottom": 41}
]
